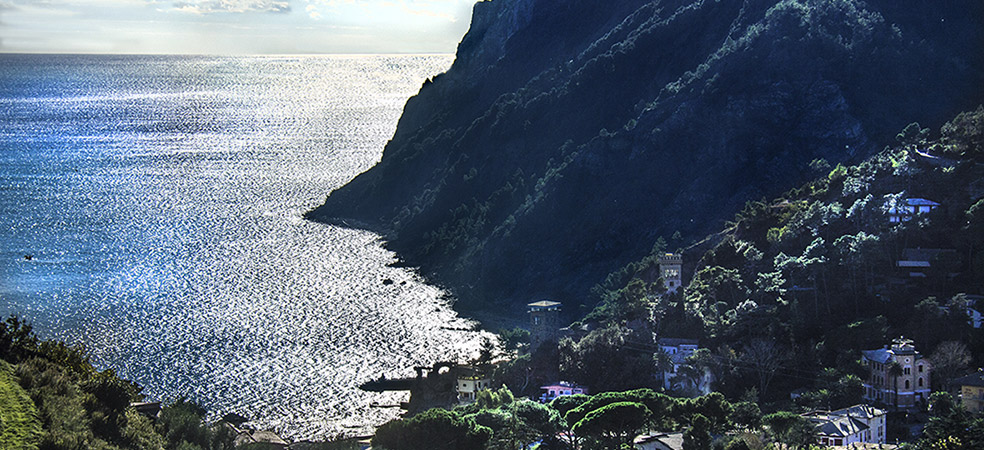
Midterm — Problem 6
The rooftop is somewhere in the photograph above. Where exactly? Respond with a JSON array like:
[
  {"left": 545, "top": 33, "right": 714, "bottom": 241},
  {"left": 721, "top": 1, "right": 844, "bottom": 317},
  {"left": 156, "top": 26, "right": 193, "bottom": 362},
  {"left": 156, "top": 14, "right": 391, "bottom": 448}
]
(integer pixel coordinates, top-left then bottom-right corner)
[
  {"left": 906, "top": 198, "right": 941, "bottom": 207},
  {"left": 528, "top": 300, "right": 562, "bottom": 309},
  {"left": 953, "top": 370, "right": 984, "bottom": 388},
  {"left": 804, "top": 413, "right": 868, "bottom": 437},
  {"left": 540, "top": 381, "right": 586, "bottom": 390},
  {"left": 659, "top": 337, "right": 699, "bottom": 347},
  {"left": 635, "top": 432, "right": 684, "bottom": 450},
  {"left": 831, "top": 404, "right": 887, "bottom": 420}
]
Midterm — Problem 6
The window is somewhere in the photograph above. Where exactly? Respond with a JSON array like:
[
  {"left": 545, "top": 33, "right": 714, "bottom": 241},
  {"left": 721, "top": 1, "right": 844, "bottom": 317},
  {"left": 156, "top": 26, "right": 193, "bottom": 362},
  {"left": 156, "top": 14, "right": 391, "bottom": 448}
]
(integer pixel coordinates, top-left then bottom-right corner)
[
  {"left": 905, "top": 380, "right": 910, "bottom": 389},
  {"left": 904, "top": 367, "right": 911, "bottom": 375},
  {"left": 919, "top": 365, "right": 924, "bottom": 373},
  {"left": 919, "top": 378, "right": 924, "bottom": 387}
]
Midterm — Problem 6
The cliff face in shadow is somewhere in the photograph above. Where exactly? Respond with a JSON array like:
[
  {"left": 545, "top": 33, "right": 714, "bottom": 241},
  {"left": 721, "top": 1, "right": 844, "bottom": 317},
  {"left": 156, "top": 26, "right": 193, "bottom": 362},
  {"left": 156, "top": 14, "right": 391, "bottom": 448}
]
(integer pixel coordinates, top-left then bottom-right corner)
[{"left": 308, "top": 0, "right": 984, "bottom": 314}]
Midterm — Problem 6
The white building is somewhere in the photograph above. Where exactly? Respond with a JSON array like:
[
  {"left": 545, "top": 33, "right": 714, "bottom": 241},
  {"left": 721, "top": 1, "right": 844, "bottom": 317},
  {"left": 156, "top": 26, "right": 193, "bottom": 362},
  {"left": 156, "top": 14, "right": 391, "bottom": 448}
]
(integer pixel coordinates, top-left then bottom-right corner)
[
  {"left": 887, "top": 197, "right": 940, "bottom": 223},
  {"left": 803, "top": 404, "right": 887, "bottom": 447},
  {"left": 658, "top": 338, "right": 711, "bottom": 393},
  {"left": 538, "top": 382, "right": 588, "bottom": 403},
  {"left": 456, "top": 368, "right": 491, "bottom": 403}
]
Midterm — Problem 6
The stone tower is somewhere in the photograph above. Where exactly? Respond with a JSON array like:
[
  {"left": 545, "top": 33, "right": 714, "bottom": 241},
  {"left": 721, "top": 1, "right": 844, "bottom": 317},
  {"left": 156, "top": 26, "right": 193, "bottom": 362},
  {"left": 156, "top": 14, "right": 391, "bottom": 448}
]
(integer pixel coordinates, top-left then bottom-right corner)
[
  {"left": 528, "top": 300, "right": 562, "bottom": 351},
  {"left": 658, "top": 253, "right": 683, "bottom": 294}
]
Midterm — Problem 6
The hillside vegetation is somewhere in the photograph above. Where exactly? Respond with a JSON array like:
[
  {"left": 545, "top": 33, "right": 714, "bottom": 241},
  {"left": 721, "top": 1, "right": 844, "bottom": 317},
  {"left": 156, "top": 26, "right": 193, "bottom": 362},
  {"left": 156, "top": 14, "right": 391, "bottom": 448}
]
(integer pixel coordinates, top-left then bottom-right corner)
[
  {"left": 310, "top": 0, "right": 984, "bottom": 315},
  {"left": 0, "top": 316, "right": 241, "bottom": 450},
  {"left": 0, "top": 360, "right": 42, "bottom": 449},
  {"left": 574, "top": 107, "right": 984, "bottom": 403}
]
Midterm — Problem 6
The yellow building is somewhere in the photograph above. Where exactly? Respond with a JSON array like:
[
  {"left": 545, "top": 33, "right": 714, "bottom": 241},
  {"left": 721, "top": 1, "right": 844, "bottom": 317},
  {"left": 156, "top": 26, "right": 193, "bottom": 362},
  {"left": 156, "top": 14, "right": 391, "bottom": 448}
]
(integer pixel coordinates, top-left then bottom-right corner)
[{"left": 954, "top": 370, "right": 984, "bottom": 413}]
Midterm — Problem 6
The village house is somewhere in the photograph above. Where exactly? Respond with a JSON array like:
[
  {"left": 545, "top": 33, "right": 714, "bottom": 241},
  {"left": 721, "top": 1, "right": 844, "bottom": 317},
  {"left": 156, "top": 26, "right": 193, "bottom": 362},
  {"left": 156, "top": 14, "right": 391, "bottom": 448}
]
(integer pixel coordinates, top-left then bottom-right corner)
[
  {"left": 965, "top": 295, "right": 984, "bottom": 329},
  {"left": 954, "top": 369, "right": 984, "bottom": 413},
  {"left": 634, "top": 432, "right": 684, "bottom": 450},
  {"left": 804, "top": 412, "right": 867, "bottom": 447},
  {"left": 887, "top": 197, "right": 940, "bottom": 223},
  {"left": 538, "top": 381, "right": 588, "bottom": 403},
  {"left": 658, "top": 338, "right": 711, "bottom": 393},
  {"left": 456, "top": 366, "right": 491, "bottom": 403},
  {"left": 896, "top": 248, "right": 957, "bottom": 278},
  {"left": 803, "top": 404, "right": 886, "bottom": 447},
  {"left": 861, "top": 337, "right": 932, "bottom": 409}
]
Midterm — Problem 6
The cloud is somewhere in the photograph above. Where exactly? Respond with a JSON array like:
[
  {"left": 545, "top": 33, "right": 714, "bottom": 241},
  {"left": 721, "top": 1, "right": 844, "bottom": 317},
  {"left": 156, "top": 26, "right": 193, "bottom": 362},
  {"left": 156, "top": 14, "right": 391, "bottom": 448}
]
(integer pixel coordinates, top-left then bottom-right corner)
[
  {"left": 305, "top": 3, "right": 321, "bottom": 19},
  {"left": 170, "top": 0, "right": 290, "bottom": 14},
  {"left": 303, "top": 0, "right": 465, "bottom": 23}
]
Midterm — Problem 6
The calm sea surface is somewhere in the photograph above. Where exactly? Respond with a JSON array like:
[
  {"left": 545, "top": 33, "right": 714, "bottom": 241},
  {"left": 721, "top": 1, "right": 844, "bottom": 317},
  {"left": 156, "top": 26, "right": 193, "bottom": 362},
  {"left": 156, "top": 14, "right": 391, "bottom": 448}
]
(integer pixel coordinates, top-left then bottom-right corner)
[{"left": 0, "top": 54, "right": 490, "bottom": 440}]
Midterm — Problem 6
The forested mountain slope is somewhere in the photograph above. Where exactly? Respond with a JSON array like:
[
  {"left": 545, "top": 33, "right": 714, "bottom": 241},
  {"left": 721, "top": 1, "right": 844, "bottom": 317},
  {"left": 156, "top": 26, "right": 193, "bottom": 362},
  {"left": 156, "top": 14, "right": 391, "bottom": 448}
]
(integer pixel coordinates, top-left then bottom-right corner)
[{"left": 308, "top": 0, "right": 984, "bottom": 313}]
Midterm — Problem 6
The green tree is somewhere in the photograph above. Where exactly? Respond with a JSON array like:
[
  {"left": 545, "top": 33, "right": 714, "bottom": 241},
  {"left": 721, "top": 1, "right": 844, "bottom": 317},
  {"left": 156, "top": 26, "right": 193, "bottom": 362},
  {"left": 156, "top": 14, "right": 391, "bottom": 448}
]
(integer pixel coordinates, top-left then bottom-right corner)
[
  {"left": 690, "top": 392, "right": 733, "bottom": 433},
  {"left": 763, "top": 411, "right": 813, "bottom": 449},
  {"left": 683, "top": 414, "right": 712, "bottom": 450},
  {"left": 571, "top": 402, "right": 651, "bottom": 450},
  {"left": 0, "top": 316, "right": 39, "bottom": 363},
  {"left": 497, "top": 328, "right": 530, "bottom": 353},
  {"left": 159, "top": 399, "right": 235, "bottom": 450},
  {"left": 559, "top": 326, "right": 659, "bottom": 392},
  {"left": 941, "top": 106, "right": 984, "bottom": 161},
  {"left": 729, "top": 401, "right": 761, "bottom": 431},
  {"left": 887, "top": 361, "right": 904, "bottom": 410},
  {"left": 509, "top": 400, "right": 564, "bottom": 449},
  {"left": 372, "top": 408, "right": 492, "bottom": 450},
  {"left": 930, "top": 341, "right": 971, "bottom": 391},
  {"left": 740, "top": 339, "right": 789, "bottom": 396},
  {"left": 549, "top": 394, "right": 590, "bottom": 418},
  {"left": 920, "top": 391, "right": 984, "bottom": 450}
]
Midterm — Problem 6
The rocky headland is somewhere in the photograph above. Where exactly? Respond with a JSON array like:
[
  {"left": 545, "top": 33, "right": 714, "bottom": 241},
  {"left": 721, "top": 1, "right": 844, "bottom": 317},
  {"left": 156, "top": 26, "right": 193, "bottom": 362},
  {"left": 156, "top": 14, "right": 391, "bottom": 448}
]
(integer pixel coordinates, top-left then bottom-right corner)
[{"left": 308, "top": 0, "right": 984, "bottom": 315}]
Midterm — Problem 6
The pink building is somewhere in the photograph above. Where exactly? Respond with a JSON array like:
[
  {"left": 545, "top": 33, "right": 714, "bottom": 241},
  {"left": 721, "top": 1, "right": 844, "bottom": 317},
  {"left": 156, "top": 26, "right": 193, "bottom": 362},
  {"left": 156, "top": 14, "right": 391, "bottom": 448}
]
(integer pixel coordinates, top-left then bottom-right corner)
[{"left": 538, "top": 382, "right": 588, "bottom": 403}]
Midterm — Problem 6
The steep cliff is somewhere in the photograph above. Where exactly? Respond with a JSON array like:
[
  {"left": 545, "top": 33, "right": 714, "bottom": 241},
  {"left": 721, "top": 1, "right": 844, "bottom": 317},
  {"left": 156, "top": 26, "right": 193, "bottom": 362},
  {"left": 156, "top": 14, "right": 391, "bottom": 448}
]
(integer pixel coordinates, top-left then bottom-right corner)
[{"left": 308, "top": 0, "right": 984, "bottom": 314}]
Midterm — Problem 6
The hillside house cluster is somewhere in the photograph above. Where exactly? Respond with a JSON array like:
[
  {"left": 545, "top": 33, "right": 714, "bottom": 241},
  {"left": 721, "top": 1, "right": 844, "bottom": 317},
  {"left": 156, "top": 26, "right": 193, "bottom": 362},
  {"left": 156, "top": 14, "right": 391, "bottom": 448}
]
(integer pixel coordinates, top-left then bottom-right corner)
[{"left": 861, "top": 337, "right": 931, "bottom": 409}]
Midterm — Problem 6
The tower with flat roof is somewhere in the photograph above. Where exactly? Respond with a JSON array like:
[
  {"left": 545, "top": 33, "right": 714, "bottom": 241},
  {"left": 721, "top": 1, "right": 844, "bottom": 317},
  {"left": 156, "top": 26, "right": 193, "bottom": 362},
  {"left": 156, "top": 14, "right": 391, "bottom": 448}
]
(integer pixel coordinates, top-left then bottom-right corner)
[
  {"left": 658, "top": 253, "right": 683, "bottom": 294},
  {"left": 528, "top": 300, "right": 562, "bottom": 350}
]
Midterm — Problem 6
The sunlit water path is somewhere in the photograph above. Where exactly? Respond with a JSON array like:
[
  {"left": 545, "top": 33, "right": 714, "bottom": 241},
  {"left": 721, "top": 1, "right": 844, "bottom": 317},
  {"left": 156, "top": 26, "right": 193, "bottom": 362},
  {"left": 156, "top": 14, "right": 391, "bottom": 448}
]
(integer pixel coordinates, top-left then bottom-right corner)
[{"left": 0, "top": 54, "right": 491, "bottom": 440}]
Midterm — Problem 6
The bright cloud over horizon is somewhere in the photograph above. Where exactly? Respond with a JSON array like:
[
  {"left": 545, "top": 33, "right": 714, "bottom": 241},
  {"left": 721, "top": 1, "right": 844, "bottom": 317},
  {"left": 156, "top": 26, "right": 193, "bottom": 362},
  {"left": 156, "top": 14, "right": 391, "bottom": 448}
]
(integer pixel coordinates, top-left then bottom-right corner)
[{"left": 0, "top": 0, "right": 479, "bottom": 54}]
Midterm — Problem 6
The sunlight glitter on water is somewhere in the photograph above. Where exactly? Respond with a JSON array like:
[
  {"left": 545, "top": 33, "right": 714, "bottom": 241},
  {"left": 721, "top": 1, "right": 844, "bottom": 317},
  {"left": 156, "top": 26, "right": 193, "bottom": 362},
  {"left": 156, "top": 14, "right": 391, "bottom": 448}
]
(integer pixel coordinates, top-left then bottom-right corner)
[{"left": 0, "top": 54, "right": 493, "bottom": 440}]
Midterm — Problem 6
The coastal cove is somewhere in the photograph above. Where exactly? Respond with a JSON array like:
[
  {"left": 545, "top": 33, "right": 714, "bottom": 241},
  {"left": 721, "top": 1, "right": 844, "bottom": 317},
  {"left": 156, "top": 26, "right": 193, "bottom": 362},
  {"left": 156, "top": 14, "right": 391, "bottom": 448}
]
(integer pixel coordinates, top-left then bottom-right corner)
[{"left": 0, "top": 54, "right": 494, "bottom": 440}]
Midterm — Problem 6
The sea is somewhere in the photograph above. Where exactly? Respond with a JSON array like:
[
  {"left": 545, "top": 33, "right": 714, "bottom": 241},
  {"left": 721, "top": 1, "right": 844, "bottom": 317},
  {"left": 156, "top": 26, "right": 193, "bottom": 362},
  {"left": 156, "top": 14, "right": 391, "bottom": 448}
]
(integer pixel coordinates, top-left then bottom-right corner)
[{"left": 0, "top": 54, "right": 492, "bottom": 440}]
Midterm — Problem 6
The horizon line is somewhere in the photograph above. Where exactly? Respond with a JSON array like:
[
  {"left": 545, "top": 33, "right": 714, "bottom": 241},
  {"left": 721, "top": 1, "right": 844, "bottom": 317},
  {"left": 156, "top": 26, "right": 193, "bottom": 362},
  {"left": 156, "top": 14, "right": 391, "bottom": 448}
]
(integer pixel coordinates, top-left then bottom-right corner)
[{"left": 0, "top": 51, "right": 457, "bottom": 57}]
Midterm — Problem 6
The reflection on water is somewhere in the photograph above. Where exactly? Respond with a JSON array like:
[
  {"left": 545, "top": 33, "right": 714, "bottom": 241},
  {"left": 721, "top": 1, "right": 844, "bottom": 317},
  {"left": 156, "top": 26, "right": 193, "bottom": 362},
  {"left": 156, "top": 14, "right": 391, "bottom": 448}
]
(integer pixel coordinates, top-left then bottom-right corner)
[{"left": 0, "top": 54, "right": 492, "bottom": 440}]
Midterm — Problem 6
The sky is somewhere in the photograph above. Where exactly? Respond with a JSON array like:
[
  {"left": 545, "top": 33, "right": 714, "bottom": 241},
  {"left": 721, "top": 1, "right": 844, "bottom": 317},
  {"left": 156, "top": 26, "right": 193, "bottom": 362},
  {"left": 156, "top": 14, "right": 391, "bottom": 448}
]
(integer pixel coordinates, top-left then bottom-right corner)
[{"left": 0, "top": 0, "right": 480, "bottom": 54}]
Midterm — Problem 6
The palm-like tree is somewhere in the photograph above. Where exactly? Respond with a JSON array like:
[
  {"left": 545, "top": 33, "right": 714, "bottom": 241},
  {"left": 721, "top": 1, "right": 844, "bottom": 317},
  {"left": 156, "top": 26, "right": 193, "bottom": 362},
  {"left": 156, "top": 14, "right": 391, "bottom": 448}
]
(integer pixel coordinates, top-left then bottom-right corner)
[{"left": 887, "top": 361, "right": 904, "bottom": 410}]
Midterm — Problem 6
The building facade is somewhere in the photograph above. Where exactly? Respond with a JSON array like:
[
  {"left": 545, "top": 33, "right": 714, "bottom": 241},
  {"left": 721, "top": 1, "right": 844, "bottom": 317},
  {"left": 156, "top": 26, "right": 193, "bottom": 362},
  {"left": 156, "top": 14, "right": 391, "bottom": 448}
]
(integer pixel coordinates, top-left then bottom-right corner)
[
  {"left": 887, "top": 197, "right": 940, "bottom": 223},
  {"left": 457, "top": 376, "right": 491, "bottom": 403},
  {"left": 658, "top": 253, "right": 683, "bottom": 294},
  {"left": 658, "top": 338, "right": 711, "bottom": 393},
  {"left": 954, "top": 370, "right": 984, "bottom": 413},
  {"left": 538, "top": 382, "right": 588, "bottom": 403},
  {"left": 528, "top": 300, "right": 563, "bottom": 351},
  {"left": 803, "top": 404, "right": 886, "bottom": 447},
  {"left": 861, "top": 337, "right": 931, "bottom": 409}
]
